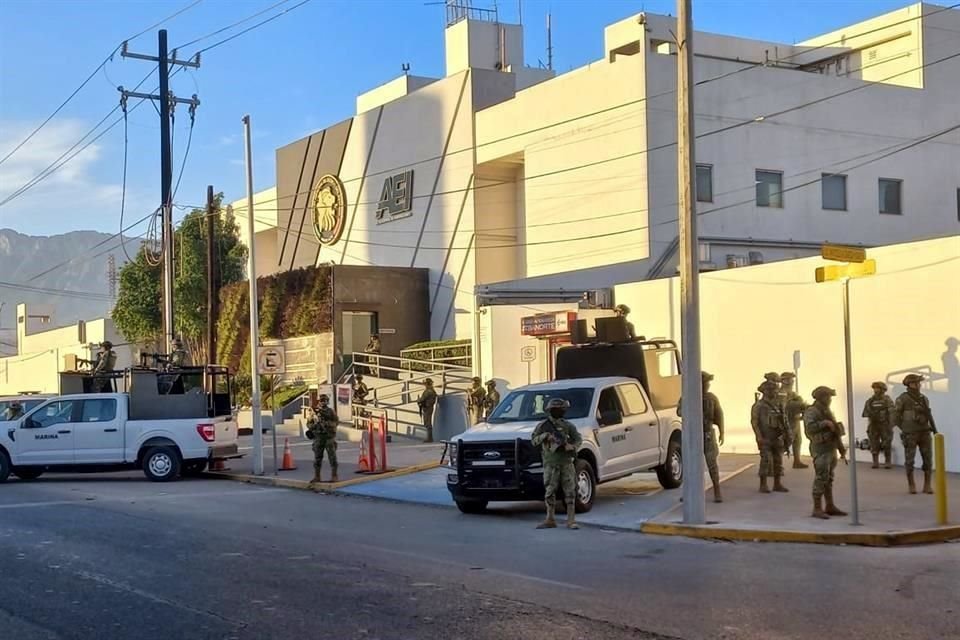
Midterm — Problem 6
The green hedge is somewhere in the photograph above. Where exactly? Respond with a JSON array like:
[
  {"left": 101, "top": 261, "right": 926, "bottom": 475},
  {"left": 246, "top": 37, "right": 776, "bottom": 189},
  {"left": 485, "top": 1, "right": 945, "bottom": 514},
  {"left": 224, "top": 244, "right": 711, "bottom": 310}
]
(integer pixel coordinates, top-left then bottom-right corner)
[
  {"left": 401, "top": 339, "right": 471, "bottom": 371},
  {"left": 217, "top": 265, "right": 332, "bottom": 373}
]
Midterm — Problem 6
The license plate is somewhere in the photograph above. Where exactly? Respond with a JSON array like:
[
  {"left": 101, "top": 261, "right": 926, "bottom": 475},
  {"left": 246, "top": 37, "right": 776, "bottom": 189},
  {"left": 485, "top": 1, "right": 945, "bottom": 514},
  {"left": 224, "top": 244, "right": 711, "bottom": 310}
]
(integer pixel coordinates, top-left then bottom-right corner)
[{"left": 471, "top": 460, "right": 506, "bottom": 467}]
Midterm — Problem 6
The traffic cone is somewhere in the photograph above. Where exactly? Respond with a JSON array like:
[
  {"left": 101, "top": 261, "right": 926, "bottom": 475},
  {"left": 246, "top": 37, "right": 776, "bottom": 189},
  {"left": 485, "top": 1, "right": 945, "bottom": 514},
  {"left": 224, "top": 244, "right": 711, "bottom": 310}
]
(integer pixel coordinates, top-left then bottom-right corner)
[
  {"left": 210, "top": 458, "right": 226, "bottom": 472},
  {"left": 279, "top": 438, "right": 297, "bottom": 471}
]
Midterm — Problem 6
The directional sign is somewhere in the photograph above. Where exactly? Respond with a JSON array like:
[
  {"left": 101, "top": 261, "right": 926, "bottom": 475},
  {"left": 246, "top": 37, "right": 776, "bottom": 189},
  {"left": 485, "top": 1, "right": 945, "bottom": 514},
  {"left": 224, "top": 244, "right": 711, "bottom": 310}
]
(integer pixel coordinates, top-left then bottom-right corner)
[
  {"left": 520, "top": 345, "right": 537, "bottom": 362},
  {"left": 815, "top": 259, "right": 877, "bottom": 283},
  {"left": 822, "top": 244, "right": 867, "bottom": 263},
  {"left": 257, "top": 346, "right": 286, "bottom": 375}
]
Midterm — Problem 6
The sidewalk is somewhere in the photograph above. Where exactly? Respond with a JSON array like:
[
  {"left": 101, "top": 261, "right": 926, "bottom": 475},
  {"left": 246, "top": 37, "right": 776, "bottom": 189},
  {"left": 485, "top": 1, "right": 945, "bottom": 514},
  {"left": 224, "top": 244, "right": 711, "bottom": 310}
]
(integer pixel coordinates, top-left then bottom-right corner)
[
  {"left": 643, "top": 454, "right": 960, "bottom": 546},
  {"left": 207, "top": 435, "right": 444, "bottom": 491}
]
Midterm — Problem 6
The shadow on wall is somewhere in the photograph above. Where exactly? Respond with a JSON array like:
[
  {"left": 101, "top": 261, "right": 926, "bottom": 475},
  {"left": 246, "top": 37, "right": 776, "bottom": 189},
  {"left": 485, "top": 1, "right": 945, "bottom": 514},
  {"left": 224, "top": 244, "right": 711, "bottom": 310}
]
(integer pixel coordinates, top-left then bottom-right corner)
[{"left": 881, "top": 336, "right": 959, "bottom": 465}]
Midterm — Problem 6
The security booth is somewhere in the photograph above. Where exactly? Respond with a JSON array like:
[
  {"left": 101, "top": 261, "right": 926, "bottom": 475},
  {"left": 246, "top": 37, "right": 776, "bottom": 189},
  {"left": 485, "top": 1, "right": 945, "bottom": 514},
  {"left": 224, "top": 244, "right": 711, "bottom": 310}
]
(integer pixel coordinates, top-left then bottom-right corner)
[{"left": 58, "top": 364, "right": 235, "bottom": 421}]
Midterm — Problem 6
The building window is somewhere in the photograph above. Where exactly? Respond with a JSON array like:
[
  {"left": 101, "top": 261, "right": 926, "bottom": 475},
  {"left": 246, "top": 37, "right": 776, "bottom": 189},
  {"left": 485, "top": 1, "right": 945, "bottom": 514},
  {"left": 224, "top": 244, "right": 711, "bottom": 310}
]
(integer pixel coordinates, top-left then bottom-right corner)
[
  {"left": 879, "top": 178, "right": 903, "bottom": 215},
  {"left": 821, "top": 173, "right": 847, "bottom": 211},
  {"left": 696, "top": 164, "right": 713, "bottom": 203},
  {"left": 755, "top": 170, "right": 783, "bottom": 208}
]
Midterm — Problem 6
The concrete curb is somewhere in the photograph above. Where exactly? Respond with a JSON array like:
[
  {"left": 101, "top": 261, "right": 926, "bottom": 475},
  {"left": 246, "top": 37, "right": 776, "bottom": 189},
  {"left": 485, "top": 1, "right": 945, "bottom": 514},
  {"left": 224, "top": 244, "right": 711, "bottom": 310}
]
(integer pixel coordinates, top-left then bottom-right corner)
[
  {"left": 639, "top": 521, "right": 960, "bottom": 547},
  {"left": 203, "top": 461, "right": 441, "bottom": 493}
]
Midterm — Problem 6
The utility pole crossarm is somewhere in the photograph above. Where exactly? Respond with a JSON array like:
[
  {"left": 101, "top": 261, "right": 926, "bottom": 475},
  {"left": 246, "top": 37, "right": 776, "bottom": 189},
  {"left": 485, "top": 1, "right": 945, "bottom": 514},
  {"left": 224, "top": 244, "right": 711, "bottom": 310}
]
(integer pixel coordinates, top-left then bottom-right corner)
[
  {"left": 121, "top": 41, "right": 201, "bottom": 67},
  {"left": 116, "top": 88, "right": 201, "bottom": 108}
]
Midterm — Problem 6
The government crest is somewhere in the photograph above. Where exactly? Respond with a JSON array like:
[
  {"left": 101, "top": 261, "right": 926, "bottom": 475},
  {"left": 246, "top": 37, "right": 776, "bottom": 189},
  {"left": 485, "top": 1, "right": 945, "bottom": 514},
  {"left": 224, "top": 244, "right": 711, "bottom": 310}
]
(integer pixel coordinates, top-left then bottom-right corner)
[{"left": 312, "top": 174, "right": 347, "bottom": 245}]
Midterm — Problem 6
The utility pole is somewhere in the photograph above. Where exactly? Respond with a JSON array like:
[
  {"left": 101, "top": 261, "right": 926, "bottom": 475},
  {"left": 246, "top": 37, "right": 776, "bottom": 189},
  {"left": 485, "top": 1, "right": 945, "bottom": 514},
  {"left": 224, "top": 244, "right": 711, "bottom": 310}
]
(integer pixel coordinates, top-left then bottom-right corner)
[
  {"left": 205, "top": 185, "right": 218, "bottom": 366},
  {"left": 119, "top": 30, "right": 200, "bottom": 354},
  {"left": 677, "top": 0, "right": 706, "bottom": 524},
  {"left": 243, "top": 115, "right": 264, "bottom": 475}
]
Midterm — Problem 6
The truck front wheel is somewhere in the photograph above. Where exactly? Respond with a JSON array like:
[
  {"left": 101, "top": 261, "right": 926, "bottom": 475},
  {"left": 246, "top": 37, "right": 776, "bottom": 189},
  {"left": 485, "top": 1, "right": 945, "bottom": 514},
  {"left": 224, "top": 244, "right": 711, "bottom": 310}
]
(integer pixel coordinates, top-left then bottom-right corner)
[
  {"left": 13, "top": 467, "right": 43, "bottom": 481},
  {"left": 573, "top": 458, "right": 596, "bottom": 513},
  {"left": 455, "top": 499, "right": 488, "bottom": 514},
  {"left": 142, "top": 447, "right": 181, "bottom": 482},
  {"left": 656, "top": 436, "right": 683, "bottom": 489}
]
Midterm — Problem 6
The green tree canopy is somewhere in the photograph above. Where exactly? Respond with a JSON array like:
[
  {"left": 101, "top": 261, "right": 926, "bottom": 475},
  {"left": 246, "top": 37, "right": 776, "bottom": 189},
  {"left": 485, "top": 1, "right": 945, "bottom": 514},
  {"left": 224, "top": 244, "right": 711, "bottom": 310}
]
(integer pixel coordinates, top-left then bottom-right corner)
[{"left": 113, "top": 194, "right": 247, "bottom": 361}]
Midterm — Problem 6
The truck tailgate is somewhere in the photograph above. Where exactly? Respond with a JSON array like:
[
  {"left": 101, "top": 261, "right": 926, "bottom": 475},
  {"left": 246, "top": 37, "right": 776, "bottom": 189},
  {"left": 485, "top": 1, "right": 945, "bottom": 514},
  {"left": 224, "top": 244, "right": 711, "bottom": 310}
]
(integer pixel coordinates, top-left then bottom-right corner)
[{"left": 212, "top": 415, "right": 240, "bottom": 458}]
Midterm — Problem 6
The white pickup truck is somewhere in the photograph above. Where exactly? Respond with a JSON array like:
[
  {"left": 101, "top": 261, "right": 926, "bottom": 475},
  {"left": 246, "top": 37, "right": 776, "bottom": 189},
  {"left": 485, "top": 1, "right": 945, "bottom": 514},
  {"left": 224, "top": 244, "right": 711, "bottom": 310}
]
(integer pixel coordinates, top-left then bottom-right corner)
[
  {"left": 447, "top": 339, "right": 683, "bottom": 514},
  {"left": 0, "top": 369, "right": 240, "bottom": 483}
]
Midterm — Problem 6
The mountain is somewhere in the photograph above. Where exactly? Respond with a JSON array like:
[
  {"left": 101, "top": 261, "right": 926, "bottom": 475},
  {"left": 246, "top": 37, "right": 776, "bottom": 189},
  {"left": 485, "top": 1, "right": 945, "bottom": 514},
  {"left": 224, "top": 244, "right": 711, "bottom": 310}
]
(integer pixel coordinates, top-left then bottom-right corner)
[{"left": 0, "top": 228, "right": 136, "bottom": 352}]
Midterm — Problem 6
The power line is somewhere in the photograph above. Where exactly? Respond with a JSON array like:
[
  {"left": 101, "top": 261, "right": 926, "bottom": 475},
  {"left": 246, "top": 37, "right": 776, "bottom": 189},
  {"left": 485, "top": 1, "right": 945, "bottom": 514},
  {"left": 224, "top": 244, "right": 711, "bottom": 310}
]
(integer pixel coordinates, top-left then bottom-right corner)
[
  {"left": 192, "top": 0, "right": 313, "bottom": 53},
  {"left": 0, "top": 280, "right": 113, "bottom": 301},
  {"left": 174, "top": 0, "right": 293, "bottom": 49},
  {"left": 0, "top": 0, "right": 204, "bottom": 169}
]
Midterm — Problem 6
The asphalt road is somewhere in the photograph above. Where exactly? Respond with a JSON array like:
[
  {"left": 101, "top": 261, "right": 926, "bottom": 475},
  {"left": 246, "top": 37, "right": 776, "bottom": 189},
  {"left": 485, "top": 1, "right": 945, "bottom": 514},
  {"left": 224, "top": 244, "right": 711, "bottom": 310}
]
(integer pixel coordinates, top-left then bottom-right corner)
[{"left": 1, "top": 474, "right": 958, "bottom": 640}]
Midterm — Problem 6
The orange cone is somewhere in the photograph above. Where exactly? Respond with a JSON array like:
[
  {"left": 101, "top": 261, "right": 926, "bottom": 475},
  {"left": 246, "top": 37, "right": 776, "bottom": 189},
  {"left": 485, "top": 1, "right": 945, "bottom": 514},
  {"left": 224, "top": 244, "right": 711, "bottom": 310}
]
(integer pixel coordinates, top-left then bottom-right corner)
[
  {"left": 210, "top": 458, "right": 226, "bottom": 471},
  {"left": 357, "top": 430, "right": 372, "bottom": 472},
  {"left": 279, "top": 438, "right": 297, "bottom": 471}
]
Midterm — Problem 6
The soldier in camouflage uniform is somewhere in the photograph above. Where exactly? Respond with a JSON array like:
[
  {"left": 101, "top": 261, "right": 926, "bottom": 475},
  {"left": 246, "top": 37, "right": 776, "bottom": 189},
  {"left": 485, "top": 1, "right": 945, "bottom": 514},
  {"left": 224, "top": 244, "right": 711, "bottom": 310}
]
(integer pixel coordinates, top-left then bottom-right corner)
[
  {"left": 168, "top": 338, "right": 188, "bottom": 368},
  {"left": 92, "top": 341, "right": 117, "bottom": 392},
  {"left": 678, "top": 371, "right": 725, "bottom": 502},
  {"left": 778, "top": 372, "right": 808, "bottom": 469},
  {"left": 531, "top": 397, "right": 583, "bottom": 530},
  {"left": 417, "top": 378, "right": 438, "bottom": 443},
  {"left": 751, "top": 380, "right": 789, "bottom": 493},
  {"left": 894, "top": 374, "right": 937, "bottom": 494},
  {"left": 863, "top": 381, "right": 895, "bottom": 469},
  {"left": 482, "top": 380, "right": 500, "bottom": 420},
  {"left": 2, "top": 401, "right": 24, "bottom": 421},
  {"left": 307, "top": 394, "right": 339, "bottom": 483},
  {"left": 803, "top": 386, "right": 848, "bottom": 519},
  {"left": 467, "top": 377, "right": 486, "bottom": 425}
]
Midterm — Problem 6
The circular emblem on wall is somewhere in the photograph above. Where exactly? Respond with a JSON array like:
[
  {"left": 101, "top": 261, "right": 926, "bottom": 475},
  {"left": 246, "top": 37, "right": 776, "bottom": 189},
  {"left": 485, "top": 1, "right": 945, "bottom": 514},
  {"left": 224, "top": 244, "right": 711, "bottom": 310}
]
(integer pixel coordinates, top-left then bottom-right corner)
[{"left": 312, "top": 174, "right": 347, "bottom": 245}]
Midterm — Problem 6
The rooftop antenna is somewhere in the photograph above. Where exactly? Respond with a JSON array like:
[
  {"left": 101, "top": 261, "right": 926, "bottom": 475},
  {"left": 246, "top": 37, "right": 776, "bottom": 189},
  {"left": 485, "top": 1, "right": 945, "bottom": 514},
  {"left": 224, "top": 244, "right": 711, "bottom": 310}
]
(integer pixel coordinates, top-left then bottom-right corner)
[
  {"left": 402, "top": 62, "right": 411, "bottom": 75},
  {"left": 546, "top": 11, "right": 553, "bottom": 71},
  {"left": 517, "top": 0, "right": 522, "bottom": 25}
]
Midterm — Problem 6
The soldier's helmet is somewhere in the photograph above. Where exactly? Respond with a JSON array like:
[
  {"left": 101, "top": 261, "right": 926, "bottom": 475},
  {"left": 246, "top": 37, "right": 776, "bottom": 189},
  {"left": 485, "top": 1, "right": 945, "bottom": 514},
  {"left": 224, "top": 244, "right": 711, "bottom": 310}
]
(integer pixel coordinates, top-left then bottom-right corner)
[
  {"left": 701, "top": 371, "right": 714, "bottom": 382},
  {"left": 614, "top": 304, "right": 630, "bottom": 315},
  {"left": 172, "top": 338, "right": 183, "bottom": 348},
  {"left": 811, "top": 386, "right": 836, "bottom": 400},
  {"left": 757, "top": 380, "right": 778, "bottom": 394},
  {"left": 100, "top": 340, "right": 113, "bottom": 349},
  {"left": 355, "top": 374, "right": 364, "bottom": 381},
  {"left": 485, "top": 379, "right": 496, "bottom": 387},
  {"left": 871, "top": 381, "right": 887, "bottom": 391},
  {"left": 546, "top": 397, "right": 571, "bottom": 411},
  {"left": 472, "top": 376, "right": 481, "bottom": 384},
  {"left": 780, "top": 371, "right": 795, "bottom": 381},
  {"left": 763, "top": 372, "right": 781, "bottom": 383},
  {"left": 318, "top": 394, "right": 329, "bottom": 403},
  {"left": 10, "top": 401, "right": 21, "bottom": 409},
  {"left": 902, "top": 373, "right": 925, "bottom": 386},
  {"left": 423, "top": 378, "right": 434, "bottom": 386}
]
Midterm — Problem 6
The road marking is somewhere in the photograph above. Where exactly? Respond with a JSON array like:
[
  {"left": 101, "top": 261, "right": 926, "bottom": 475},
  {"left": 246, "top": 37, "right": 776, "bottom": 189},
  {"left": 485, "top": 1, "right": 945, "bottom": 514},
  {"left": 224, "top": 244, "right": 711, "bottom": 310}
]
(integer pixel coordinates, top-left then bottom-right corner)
[{"left": 0, "top": 487, "right": 287, "bottom": 510}]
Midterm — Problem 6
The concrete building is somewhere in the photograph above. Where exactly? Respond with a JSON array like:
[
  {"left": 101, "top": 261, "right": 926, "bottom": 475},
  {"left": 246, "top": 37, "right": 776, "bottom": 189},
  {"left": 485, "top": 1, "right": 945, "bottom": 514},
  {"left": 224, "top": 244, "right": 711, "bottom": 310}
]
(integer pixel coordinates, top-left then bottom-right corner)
[
  {"left": 0, "top": 303, "right": 133, "bottom": 395},
  {"left": 239, "top": 3, "right": 958, "bottom": 350}
]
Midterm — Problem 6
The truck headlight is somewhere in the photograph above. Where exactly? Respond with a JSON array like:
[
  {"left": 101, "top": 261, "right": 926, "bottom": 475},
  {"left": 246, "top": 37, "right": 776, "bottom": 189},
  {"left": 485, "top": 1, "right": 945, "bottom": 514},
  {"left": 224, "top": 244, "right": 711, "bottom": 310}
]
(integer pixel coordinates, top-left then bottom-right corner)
[{"left": 447, "top": 443, "right": 457, "bottom": 467}]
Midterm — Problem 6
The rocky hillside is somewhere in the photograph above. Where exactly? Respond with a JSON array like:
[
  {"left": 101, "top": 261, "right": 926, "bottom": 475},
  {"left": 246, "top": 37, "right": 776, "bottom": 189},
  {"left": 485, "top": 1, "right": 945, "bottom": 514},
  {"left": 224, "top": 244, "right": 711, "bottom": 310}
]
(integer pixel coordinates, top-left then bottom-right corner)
[{"left": 0, "top": 228, "right": 136, "bottom": 348}]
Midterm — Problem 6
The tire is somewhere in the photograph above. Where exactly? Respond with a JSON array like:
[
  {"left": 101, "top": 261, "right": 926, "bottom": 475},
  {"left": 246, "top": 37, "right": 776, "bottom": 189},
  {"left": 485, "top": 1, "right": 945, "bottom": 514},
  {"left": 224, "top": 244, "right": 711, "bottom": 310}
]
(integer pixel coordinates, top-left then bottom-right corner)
[
  {"left": 455, "top": 499, "right": 488, "bottom": 514},
  {"left": 182, "top": 460, "right": 207, "bottom": 476},
  {"left": 0, "top": 450, "right": 10, "bottom": 484},
  {"left": 572, "top": 458, "right": 596, "bottom": 513},
  {"left": 142, "top": 446, "right": 181, "bottom": 482},
  {"left": 656, "top": 435, "right": 683, "bottom": 489},
  {"left": 13, "top": 467, "right": 43, "bottom": 481}
]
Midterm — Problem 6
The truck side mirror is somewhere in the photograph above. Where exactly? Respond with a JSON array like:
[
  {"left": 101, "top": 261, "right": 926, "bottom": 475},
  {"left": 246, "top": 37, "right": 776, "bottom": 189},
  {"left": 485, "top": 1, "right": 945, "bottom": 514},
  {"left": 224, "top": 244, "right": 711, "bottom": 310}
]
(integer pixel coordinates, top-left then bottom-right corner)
[{"left": 599, "top": 410, "right": 622, "bottom": 427}]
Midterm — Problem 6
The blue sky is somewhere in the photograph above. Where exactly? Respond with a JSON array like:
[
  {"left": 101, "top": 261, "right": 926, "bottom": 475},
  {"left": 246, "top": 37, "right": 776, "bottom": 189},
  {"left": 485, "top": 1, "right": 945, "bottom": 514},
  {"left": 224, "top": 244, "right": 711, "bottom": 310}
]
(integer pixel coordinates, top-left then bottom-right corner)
[{"left": 0, "top": 0, "right": 911, "bottom": 236}]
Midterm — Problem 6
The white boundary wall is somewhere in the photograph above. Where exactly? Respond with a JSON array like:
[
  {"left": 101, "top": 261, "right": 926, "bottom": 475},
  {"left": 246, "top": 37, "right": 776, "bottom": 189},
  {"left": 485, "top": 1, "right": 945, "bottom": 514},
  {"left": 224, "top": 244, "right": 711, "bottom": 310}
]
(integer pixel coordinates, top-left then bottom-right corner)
[{"left": 615, "top": 236, "right": 960, "bottom": 471}]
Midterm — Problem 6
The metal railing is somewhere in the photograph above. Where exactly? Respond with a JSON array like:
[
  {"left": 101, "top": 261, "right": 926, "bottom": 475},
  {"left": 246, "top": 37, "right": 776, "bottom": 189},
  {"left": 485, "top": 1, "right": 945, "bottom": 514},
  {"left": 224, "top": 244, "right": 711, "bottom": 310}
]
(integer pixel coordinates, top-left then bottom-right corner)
[{"left": 398, "top": 343, "right": 472, "bottom": 372}]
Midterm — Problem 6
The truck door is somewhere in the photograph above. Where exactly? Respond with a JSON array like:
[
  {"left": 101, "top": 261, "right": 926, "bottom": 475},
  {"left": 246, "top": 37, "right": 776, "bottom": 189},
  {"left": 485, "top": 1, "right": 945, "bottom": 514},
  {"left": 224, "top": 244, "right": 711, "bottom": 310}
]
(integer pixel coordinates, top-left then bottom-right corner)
[
  {"left": 595, "top": 386, "right": 631, "bottom": 477},
  {"left": 73, "top": 398, "right": 122, "bottom": 464},
  {"left": 616, "top": 382, "right": 661, "bottom": 468},
  {"left": 17, "top": 399, "right": 78, "bottom": 465}
]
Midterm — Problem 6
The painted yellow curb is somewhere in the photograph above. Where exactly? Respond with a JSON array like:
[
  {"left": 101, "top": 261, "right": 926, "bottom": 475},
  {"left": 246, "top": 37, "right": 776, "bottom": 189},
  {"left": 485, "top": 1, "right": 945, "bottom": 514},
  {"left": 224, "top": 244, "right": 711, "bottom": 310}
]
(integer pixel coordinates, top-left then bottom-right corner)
[
  {"left": 640, "top": 521, "right": 960, "bottom": 547},
  {"left": 205, "top": 461, "right": 441, "bottom": 493}
]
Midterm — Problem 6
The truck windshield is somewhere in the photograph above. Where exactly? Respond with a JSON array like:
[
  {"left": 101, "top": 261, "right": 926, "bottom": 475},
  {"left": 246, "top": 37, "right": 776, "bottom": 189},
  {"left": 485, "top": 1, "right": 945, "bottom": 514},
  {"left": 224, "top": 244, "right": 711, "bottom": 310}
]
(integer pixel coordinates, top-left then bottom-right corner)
[{"left": 487, "top": 388, "right": 593, "bottom": 423}]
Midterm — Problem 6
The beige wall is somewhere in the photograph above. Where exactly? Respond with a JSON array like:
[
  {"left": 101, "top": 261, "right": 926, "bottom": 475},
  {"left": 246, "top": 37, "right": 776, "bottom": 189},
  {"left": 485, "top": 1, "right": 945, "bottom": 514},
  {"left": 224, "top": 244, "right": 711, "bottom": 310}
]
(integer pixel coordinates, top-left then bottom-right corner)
[
  {"left": 614, "top": 236, "right": 960, "bottom": 471},
  {"left": 1, "top": 314, "right": 133, "bottom": 395},
  {"left": 229, "top": 187, "right": 278, "bottom": 278}
]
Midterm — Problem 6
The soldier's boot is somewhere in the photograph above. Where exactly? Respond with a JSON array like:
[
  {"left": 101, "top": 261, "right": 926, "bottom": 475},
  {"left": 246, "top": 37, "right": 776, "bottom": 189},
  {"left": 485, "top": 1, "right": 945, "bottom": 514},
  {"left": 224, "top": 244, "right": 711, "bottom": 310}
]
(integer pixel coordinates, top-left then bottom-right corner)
[
  {"left": 536, "top": 501, "right": 557, "bottom": 529},
  {"left": 565, "top": 503, "right": 579, "bottom": 530},
  {"left": 773, "top": 476, "right": 789, "bottom": 492},
  {"left": 871, "top": 453, "right": 880, "bottom": 469},
  {"left": 922, "top": 472, "right": 934, "bottom": 494},
  {"left": 424, "top": 427, "right": 434, "bottom": 444},
  {"left": 330, "top": 469, "right": 339, "bottom": 483},
  {"left": 883, "top": 449, "right": 892, "bottom": 469},
  {"left": 907, "top": 471, "right": 917, "bottom": 494},
  {"left": 811, "top": 495, "right": 829, "bottom": 520},
  {"left": 824, "top": 488, "right": 847, "bottom": 516},
  {"left": 759, "top": 477, "right": 771, "bottom": 494},
  {"left": 710, "top": 470, "right": 723, "bottom": 503},
  {"left": 311, "top": 467, "right": 323, "bottom": 484}
]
